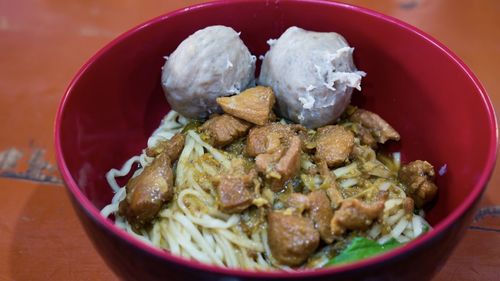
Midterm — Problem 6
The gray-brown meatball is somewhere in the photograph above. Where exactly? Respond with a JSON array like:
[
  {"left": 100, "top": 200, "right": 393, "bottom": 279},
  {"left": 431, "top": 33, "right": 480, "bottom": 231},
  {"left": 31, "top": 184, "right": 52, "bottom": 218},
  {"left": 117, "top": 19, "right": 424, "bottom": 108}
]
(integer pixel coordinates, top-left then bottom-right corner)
[
  {"left": 259, "top": 26, "right": 365, "bottom": 128},
  {"left": 162, "top": 25, "right": 256, "bottom": 119}
]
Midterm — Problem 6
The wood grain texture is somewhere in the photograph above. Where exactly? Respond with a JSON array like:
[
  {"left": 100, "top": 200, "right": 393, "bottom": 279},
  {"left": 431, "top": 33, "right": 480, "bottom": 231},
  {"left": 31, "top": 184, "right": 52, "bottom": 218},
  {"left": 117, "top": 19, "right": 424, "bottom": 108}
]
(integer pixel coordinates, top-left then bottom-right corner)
[{"left": 0, "top": 0, "right": 498, "bottom": 280}]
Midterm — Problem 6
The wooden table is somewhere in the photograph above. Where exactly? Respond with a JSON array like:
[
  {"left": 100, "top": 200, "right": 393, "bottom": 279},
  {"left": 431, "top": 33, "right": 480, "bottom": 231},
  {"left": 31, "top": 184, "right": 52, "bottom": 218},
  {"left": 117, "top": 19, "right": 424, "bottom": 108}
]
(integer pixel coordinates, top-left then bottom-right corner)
[{"left": 1, "top": 0, "right": 498, "bottom": 280}]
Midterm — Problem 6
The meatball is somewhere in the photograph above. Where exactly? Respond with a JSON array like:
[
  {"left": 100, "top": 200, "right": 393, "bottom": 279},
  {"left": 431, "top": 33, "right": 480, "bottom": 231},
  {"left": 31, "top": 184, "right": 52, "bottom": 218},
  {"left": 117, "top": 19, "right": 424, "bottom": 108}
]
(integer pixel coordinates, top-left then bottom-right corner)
[
  {"left": 259, "top": 26, "right": 365, "bottom": 128},
  {"left": 161, "top": 25, "right": 256, "bottom": 119}
]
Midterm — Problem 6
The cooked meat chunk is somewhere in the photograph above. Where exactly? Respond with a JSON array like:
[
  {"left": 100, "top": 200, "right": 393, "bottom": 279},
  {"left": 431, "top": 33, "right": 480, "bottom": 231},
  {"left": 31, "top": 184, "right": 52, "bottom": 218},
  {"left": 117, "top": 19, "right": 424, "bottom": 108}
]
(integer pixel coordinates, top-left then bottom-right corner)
[
  {"left": 350, "top": 109, "right": 400, "bottom": 144},
  {"left": 286, "top": 193, "right": 310, "bottom": 215},
  {"left": 398, "top": 160, "right": 438, "bottom": 208},
  {"left": 145, "top": 133, "right": 186, "bottom": 161},
  {"left": 267, "top": 212, "right": 320, "bottom": 266},
  {"left": 216, "top": 86, "right": 276, "bottom": 125},
  {"left": 315, "top": 125, "right": 354, "bottom": 167},
  {"left": 330, "top": 198, "right": 384, "bottom": 236},
  {"left": 215, "top": 173, "right": 255, "bottom": 213},
  {"left": 255, "top": 136, "right": 302, "bottom": 192},
  {"left": 247, "top": 128, "right": 281, "bottom": 156},
  {"left": 255, "top": 149, "right": 283, "bottom": 174},
  {"left": 200, "top": 114, "right": 251, "bottom": 147},
  {"left": 352, "top": 123, "right": 377, "bottom": 147},
  {"left": 246, "top": 123, "right": 305, "bottom": 156},
  {"left": 119, "top": 152, "right": 174, "bottom": 227},
  {"left": 351, "top": 144, "right": 375, "bottom": 161},
  {"left": 276, "top": 136, "right": 302, "bottom": 182},
  {"left": 307, "top": 190, "right": 334, "bottom": 243}
]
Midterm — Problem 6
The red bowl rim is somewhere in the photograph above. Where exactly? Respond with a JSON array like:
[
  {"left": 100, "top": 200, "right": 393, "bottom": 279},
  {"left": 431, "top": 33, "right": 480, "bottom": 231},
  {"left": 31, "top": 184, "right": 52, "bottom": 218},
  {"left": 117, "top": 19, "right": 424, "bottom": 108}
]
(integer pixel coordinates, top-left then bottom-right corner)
[{"left": 54, "top": 0, "right": 498, "bottom": 278}]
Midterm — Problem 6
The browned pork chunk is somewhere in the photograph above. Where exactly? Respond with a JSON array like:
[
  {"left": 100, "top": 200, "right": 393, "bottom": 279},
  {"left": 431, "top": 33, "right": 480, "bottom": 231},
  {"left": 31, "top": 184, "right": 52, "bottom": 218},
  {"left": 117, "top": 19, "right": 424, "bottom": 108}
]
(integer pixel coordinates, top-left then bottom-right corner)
[
  {"left": 349, "top": 109, "right": 400, "bottom": 144},
  {"left": 119, "top": 152, "right": 174, "bottom": 227},
  {"left": 398, "top": 160, "right": 438, "bottom": 208},
  {"left": 307, "top": 190, "right": 334, "bottom": 243},
  {"left": 267, "top": 212, "right": 320, "bottom": 266},
  {"left": 200, "top": 114, "right": 251, "bottom": 147},
  {"left": 246, "top": 123, "right": 304, "bottom": 156},
  {"left": 145, "top": 133, "right": 186, "bottom": 161},
  {"left": 216, "top": 86, "right": 276, "bottom": 125},
  {"left": 351, "top": 123, "right": 377, "bottom": 147},
  {"left": 330, "top": 198, "right": 384, "bottom": 236},
  {"left": 255, "top": 149, "right": 283, "bottom": 173},
  {"left": 275, "top": 136, "right": 302, "bottom": 182},
  {"left": 255, "top": 136, "right": 302, "bottom": 191},
  {"left": 315, "top": 125, "right": 354, "bottom": 167},
  {"left": 215, "top": 172, "right": 256, "bottom": 214}
]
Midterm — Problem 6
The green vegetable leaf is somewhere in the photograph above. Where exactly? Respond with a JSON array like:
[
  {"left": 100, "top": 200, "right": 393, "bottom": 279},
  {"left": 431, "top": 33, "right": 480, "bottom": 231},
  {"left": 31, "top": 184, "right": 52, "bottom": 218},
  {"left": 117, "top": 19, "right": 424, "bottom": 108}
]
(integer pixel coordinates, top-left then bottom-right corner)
[
  {"left": 325, "top": 237, "right": 403, "bottom": 266},
  {"left": 422, "top": 224, "right": 430, "bottom": 233}
]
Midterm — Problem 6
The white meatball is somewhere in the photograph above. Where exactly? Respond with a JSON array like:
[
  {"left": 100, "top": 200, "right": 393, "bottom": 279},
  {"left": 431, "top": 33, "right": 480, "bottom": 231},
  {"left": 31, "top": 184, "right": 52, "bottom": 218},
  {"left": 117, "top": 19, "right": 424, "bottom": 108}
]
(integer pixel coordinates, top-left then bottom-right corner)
[
  {"left": 259, "top": 26, "right": 365, "bottom": 128},
  {"left": 162, "top": 26, "right": 256, "bottom": 119}
]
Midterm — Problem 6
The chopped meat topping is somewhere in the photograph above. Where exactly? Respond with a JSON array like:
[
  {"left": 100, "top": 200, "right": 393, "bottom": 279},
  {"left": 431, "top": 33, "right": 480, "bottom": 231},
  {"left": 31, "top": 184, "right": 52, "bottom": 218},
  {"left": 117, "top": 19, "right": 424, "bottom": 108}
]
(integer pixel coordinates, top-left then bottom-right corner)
[
  {"left": 351, "top": 144, "right": 376, "bottom": 162},
  {"left": 145, "top": 133, "right": 186, "bottom": 161},
  {"left": 330, "top": 198, "right": 385, "bottom": 236},
  {"left": 349, "top": 109, "right": 400, "bottom": 144},
  {"left": 200, "top": 114, "right": 251, "bottom": 147},
  {"left": 315, "top": 125, "right": 354, "bottom": 167},
  {"left": 214, "top": 159, "right": 258, "bottom": 213},
  {"left": 307, "top": 190, "right": 334, "bottom": 243},
  {"left": 255, "top": 149, "right": 283, "bottom": 174},
  {"left": 114, "top": 89, "right": 439, "bottom": 270},
  {"left": 398, "top": 160, "right": 438, "bottom": 208},
  {"left": 255, "top": 136, "right": 302, "bottom": 192},
  {"left": 215, "top": 171, "right": 256, "bottom": 214},
  {"left": 351, "top": 123, "right": 377, "bottom": 148},
  {"left": 275, "top": 136, "right": 302, "bottom": 183},
  {"left": 246, "top": 123, "right": 305, "bottom": 157},
  {"left": 216, "top": 86, "right": 276, "bottom": 125},
  {"left": 267, "top": 212, "right": 320, "bottom": 266},
  {"left": 119, "top": 152, "right": 174, "bottom": 227}
]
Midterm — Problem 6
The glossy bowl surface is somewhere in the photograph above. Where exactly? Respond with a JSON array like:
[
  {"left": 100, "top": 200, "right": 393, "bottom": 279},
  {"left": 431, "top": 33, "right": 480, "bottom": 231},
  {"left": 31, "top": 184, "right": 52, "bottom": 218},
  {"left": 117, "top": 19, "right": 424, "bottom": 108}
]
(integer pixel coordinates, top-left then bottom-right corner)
[{"left": 55, "top": 0, "right": 497, "bottom": 280}]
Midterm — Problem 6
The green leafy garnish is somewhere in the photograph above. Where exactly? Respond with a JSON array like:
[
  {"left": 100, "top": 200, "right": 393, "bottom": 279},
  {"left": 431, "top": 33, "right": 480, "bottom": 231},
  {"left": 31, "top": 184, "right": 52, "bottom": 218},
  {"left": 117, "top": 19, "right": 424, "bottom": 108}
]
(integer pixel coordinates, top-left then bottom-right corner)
[
  {"left": 422, "top": 224, "right": 430, "bottom": 233},
  {"left": 325, "top": 237, "right": 403, "bottom": 266}
]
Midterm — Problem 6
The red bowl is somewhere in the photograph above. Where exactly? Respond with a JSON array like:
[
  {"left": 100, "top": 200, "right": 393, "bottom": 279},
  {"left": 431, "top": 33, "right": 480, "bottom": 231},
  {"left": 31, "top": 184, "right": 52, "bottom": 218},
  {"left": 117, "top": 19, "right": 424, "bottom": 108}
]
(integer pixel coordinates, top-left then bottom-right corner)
[{"left": 54, "top": 0, "right": 497, "bottom": 280}]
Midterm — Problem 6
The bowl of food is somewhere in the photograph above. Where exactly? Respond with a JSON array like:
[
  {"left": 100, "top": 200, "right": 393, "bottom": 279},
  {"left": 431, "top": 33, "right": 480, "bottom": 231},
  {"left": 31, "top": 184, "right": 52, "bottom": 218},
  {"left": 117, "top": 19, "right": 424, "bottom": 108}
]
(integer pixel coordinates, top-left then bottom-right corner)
[{"left": 54, "top": 0, "right": 497, "bottom": 280}]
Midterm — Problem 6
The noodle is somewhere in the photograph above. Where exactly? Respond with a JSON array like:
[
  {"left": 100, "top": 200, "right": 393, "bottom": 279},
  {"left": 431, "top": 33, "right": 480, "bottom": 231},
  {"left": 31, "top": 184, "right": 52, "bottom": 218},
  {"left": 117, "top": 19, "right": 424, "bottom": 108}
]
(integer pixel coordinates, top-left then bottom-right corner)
[
  {"left": 101, "top": 110, "right": 431, "bottom": 270},
  {"left": 105, "top": 155, "right": 141, "bottom": 192},
  {"left": 101, "top": 112, "right": 271, "bottom": 268}
]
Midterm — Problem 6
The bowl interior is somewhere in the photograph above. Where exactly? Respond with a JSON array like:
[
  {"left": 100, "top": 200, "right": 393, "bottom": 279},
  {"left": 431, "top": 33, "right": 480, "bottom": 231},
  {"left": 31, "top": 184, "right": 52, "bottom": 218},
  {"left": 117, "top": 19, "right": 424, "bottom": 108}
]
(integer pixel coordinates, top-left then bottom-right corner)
[{"left": 56, "top": 0, "right": 496, "bottom": 274}]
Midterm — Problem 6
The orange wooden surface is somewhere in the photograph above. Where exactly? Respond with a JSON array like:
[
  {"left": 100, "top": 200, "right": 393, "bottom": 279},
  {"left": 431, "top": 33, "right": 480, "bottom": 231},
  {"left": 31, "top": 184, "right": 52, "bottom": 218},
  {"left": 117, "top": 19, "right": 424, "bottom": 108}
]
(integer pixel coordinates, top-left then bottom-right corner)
[{"left": 0, "top": 0, "right": 499, "bottom": 280}]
